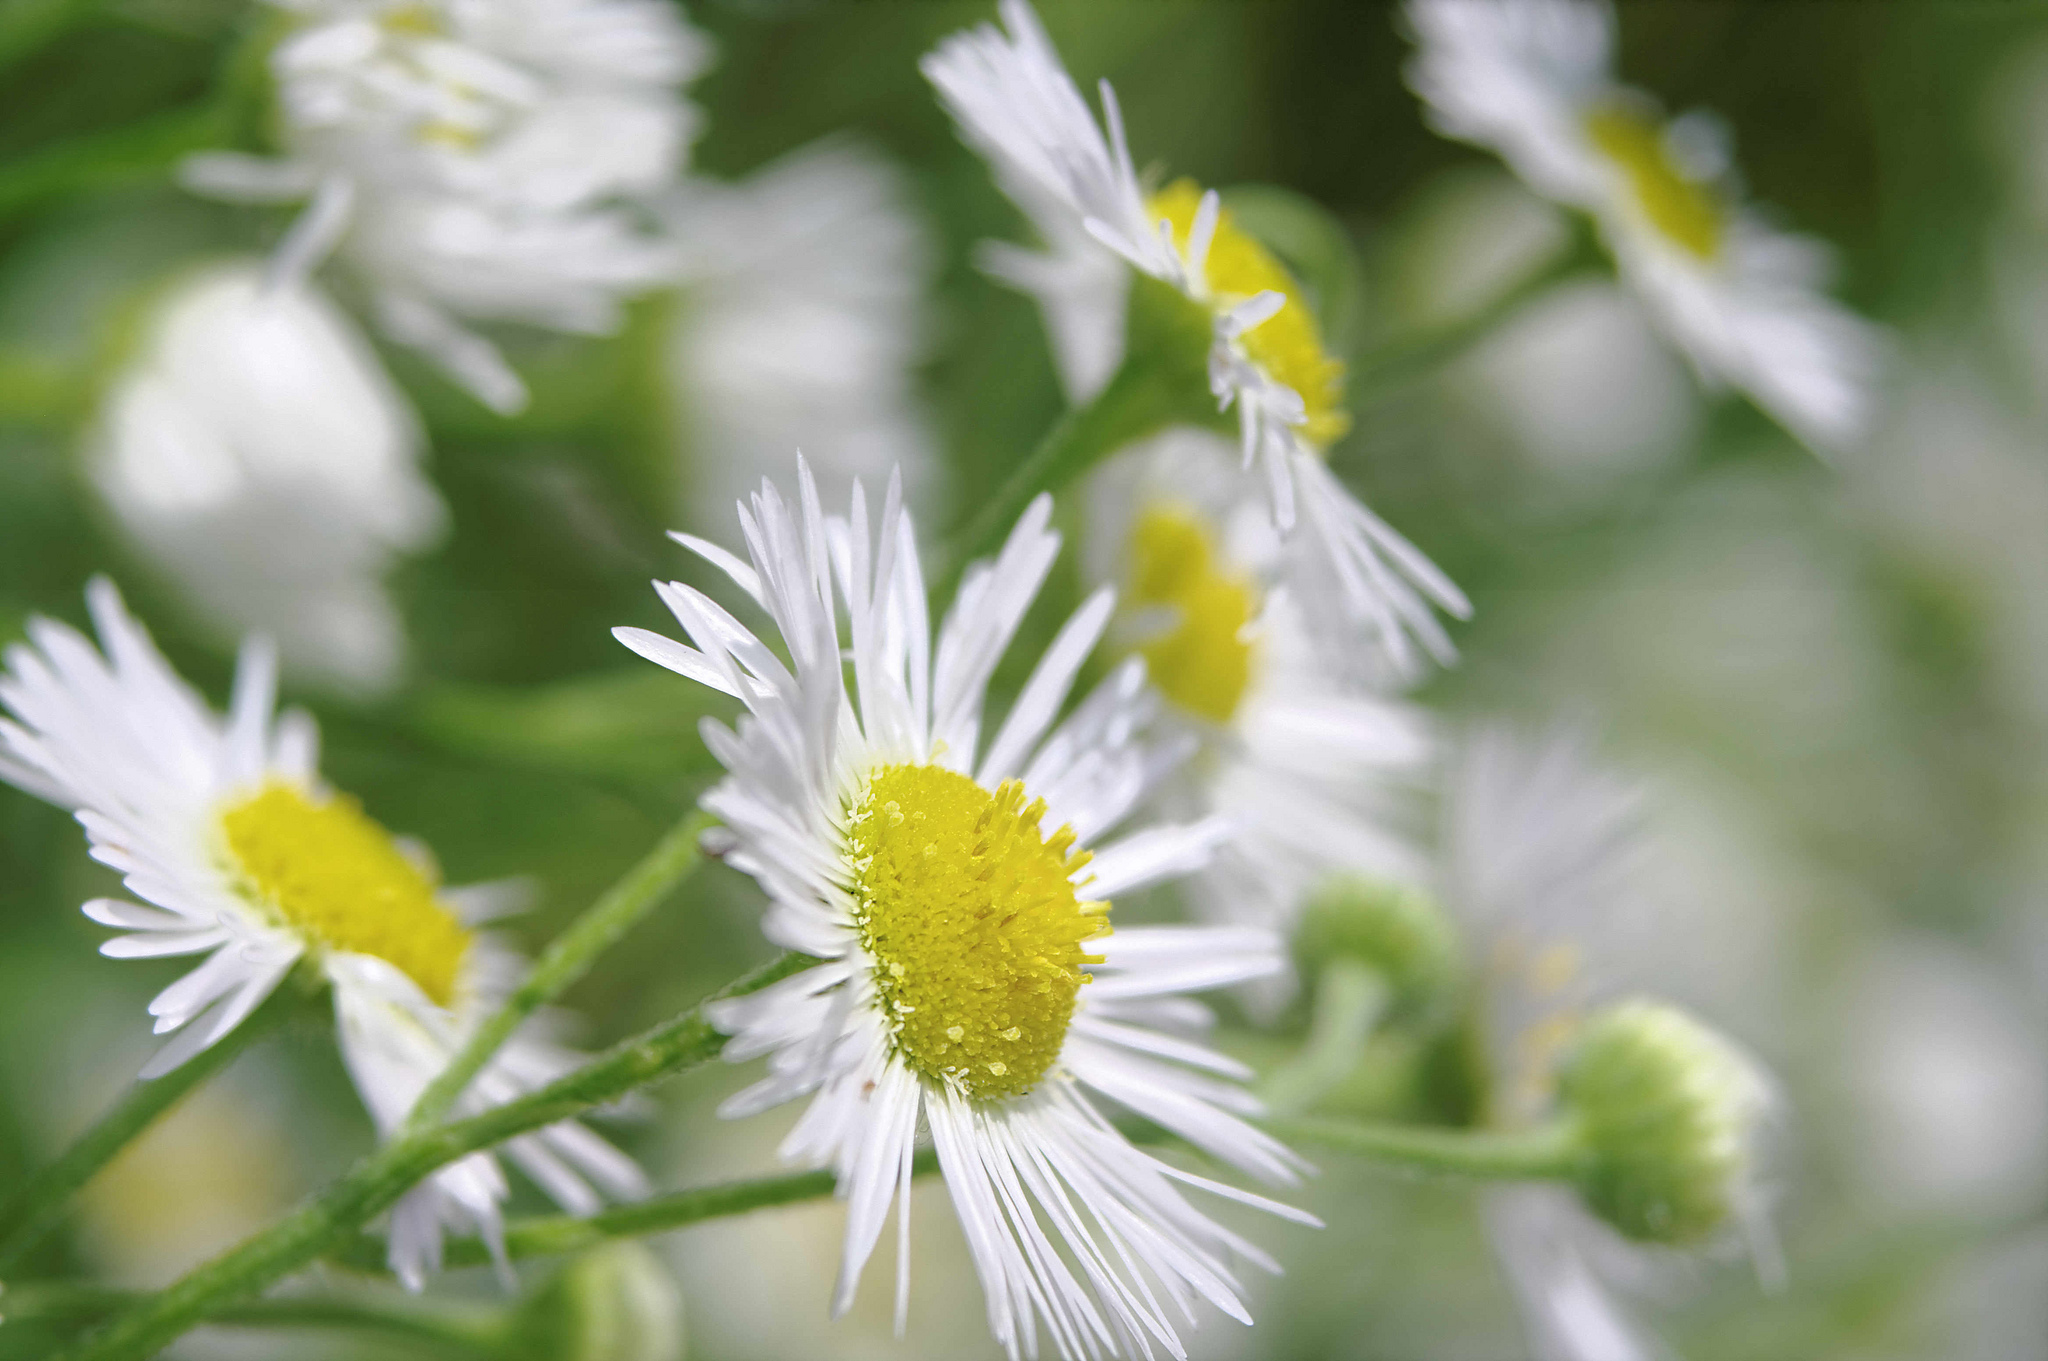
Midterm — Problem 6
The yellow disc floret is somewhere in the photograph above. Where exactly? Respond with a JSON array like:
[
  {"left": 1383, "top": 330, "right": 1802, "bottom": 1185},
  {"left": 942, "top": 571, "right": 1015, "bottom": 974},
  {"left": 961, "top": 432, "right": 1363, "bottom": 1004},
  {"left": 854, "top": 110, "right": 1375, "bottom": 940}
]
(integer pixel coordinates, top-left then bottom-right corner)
[
  {"left": 1149, "top": 178, "right": 1351, "bottom": 451},
  {"left": 1583, "top": 104, "right": 1724, "bottom": 260},
  {"left": 1126, "top": 504, "right": 1258, "bottom": 725},
  {"left": 220, "top": 782, "right": 471, "bottom": 1006},
  {"left": 847, "top": 764, "right": 1107, "bottom": 1101}
]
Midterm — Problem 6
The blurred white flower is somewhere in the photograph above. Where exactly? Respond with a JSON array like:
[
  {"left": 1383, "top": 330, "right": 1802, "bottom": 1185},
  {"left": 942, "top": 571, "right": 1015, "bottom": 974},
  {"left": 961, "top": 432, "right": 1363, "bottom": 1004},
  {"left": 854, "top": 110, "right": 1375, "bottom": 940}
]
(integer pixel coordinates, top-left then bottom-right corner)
[
  {"left": 1404, "top": 0, "right": 1880, "bottom": 457},
  {"left": 926, "top": 0, "right": 1470, "bottom": 679},
  {"left": 1086, "top": 430, "right": 1435, "bottom": 1000},
  {"left": 0, "top": 581, "right": 647, "bottom": 1289},
  {"left": 663, "top": 141, "right": 940, "bottom": 533},
  {"left": 89, "top": 261, "right": 443, "bottom": 697},
  {"left": 184, "top": 0, "right": 708, "bottom": 412},
  {"left": 617, "top": 464, "right": 1315, "bottom": 1360},
  {"left": 1444, "top": 723, "right": 1777, "bottom": 1361}
]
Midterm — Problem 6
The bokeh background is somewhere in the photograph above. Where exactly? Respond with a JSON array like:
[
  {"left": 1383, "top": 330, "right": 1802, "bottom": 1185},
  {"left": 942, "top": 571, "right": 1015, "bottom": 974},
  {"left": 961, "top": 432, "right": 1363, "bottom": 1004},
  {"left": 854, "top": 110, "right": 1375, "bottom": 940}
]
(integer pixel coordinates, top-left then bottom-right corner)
[{"left": 3, "top": 1, "right": 2047, "bottom": 1357}]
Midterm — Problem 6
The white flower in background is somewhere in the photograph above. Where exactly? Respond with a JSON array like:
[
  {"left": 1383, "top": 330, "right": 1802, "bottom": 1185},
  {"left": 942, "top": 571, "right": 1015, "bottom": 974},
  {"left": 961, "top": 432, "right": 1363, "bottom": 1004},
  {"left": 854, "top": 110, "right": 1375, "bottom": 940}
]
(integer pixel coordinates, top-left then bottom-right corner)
[
  {"left": 663, "top": 141, "right": 940, "bottom": 530},
  {"left": 1403, "top": 0, "right": 1880, "bottom": 457},
  {"left": 183, "top": 0, "right": 709, "bottom": 413},
  {"left": 924, "top": 0, "right": 1470, "bottom": 678},
  {"left": 89, "top": 261, "right": 444, "bottom": 697},
  {"left": 617, "top": 462, "right": 1315, "bottom": 1360},
  {"left": 1085, "top": 431, "right": 1434, "bottom": 993},
  {"left": 1445, "top": 723, "right": 1775, "bottom": 1361},
  {"left": 0, "top": 580, "right": 646, "bottom": 1288}
]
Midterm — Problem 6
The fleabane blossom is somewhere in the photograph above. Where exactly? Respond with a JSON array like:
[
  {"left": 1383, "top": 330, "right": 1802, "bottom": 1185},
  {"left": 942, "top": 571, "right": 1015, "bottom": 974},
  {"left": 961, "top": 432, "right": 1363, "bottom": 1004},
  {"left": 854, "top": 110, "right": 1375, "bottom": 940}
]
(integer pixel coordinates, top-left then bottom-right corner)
[
  {"left": 1404, "top": 0, "right": 1880, "bottom": 456},
  {"left": 1445, "top": 724, "right": 1775, "bottom": 1361},
  {"left": 924, "top": 0, "right": 1470, "bottom": 678},
  {"left": 184, "top": 0, "right": 709, "bottom": 413},
  {"left": 89, "top": 261, "right": 443, "bottom": 697},
  {"left": 616, "top": 461, "right": 1316, "bottom": 1360},
  {"left": 1086, "top": 431, "right": 1434, "bottom": 1004},
  {"left": 0, "top": 581, "right": 646, "bottom": 1288}
]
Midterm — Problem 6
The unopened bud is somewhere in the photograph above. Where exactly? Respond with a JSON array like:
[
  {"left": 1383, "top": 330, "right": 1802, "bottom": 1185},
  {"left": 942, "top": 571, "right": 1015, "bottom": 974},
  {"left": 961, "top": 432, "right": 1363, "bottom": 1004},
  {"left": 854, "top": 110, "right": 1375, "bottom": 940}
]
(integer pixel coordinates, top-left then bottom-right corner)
[
  {"left": 1558, "top": 999, "right": 1769, "bottom": 1246},
  {"left": 511, "top": 1242, "right": 687, "bottom": 1361},
  {"left": 1295, "top": 876, "right": 1461, "bottom": 1019}
]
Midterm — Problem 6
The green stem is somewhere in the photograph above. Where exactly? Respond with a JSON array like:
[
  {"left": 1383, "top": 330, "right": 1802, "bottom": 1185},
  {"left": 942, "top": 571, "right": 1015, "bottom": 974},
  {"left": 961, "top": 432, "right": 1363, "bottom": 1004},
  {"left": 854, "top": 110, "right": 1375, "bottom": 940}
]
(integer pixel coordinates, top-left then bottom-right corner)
[
  {"left": 0, "top": 103, "right": 230, "bottom": 220},
  {"left": 56, "top": 952, "right": 809, "bottom": 1361},
  {"left": 400, "top": 810, "right": 716, "bottom": 1138},
  {"left": 1259, "top": 960, "right": 1390, "bottom": 1117},
  {"left": 6, "top": 1284, "right": 507, "bottom": 1356},
  {"left": 1350, "top": 225, "right": 1604, "bottom": 401},
  {"left": 0, "top": 987, "right": 295, "bottom": 1273},
  {"left": 1263, "top": 1114, "right": 1587, "bottom": 1182}
]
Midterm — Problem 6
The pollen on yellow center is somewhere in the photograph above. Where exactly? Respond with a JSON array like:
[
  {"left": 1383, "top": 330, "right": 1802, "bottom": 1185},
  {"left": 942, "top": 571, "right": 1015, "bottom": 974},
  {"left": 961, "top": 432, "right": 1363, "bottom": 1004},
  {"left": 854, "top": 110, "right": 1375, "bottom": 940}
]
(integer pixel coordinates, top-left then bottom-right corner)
[
  {"left": 847, "top": 764, "right": 1108, "bottom": 1101},
  {"left": 1149, "top": 178, "right": 1351, "bottom": 451},
  {"left": 1582, "top": 104, "right": 1724, "bottom": 260},
  {"left": 220, "top": 783, "right": 471, "bottom": 1006},
  {"left": 1126, "top": 504, "right": 1258, "bottom": 725}
]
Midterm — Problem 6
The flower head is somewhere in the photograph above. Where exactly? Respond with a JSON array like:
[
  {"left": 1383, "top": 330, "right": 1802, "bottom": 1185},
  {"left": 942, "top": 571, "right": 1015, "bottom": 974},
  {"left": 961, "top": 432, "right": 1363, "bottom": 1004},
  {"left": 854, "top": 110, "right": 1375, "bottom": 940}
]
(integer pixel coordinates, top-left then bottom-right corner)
[
  {"left": 618, "top": 461, "right": 1315, "bottom": 1359},
  {"left": 0, "top": 581, "right": 645, "bottom": 1287},
  {"left": 1404, "top": 0, "right": 1881, "bottom": 456},
  {"left": 925, "top": 0, "right": 1470, "bottom": 677}
]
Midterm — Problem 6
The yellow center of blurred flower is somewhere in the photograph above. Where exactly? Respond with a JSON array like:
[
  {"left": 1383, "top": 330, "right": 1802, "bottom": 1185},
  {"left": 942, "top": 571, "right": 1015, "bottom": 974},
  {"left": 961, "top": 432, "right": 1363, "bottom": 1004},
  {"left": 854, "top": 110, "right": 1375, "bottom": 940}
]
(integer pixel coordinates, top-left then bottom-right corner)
[
  {"left": 847, "top": 764, "right": 1108, "bottom": 1101},
  {"left": 221, "top": 783, "right": 470, "bottom": 1006},
  {"left": 379, "top": 2, "right": 444, "bottom": 37},
  {"left": 1127, "top": 504, "right": 1258, "bottom": 725},
  {"left": 1149, "top": 179, "right": 1351, "bottom": 451},
  {"left": 1583, "top": 105, "right": 1723, "bottom": 259}
]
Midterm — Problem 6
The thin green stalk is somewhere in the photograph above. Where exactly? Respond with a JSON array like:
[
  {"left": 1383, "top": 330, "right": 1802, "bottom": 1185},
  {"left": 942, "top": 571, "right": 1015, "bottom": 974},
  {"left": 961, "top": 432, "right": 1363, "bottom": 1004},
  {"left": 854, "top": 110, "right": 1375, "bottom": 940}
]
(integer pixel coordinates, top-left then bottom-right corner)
[
  {"left": 0, "top": 103, "right": 230, "bottom": 220},
  {"left": 401, "top": 810, "right": 716, "bottom": 1138},
  {"left": 1350, "top": 227, "right": 1603, "bottom": 402},
  {"left": 56, "top": 952, "right": 808, "bottom": 1361},
  {"left": 1264, "top": 1114, "right": 1587, "bottom": 1182},
  {"left": 6, "top": 1283, "right": 508, "bottom": 1356},
  {"left": 1259, "top": 960, "right": 1391, "bottom": 1117},
  {"left": 0, "top": 987, "right": 295, "bottom": 1272}
]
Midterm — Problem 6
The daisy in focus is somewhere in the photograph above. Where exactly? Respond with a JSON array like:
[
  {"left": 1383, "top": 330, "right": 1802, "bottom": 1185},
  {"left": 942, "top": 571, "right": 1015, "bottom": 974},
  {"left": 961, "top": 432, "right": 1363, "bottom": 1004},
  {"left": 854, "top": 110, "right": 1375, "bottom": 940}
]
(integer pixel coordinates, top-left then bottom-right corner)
[
  {"left": 0, "top": 581, "right": 646, "bottom": 1288},
  {"left": 183, "top": 0, "right": 709, "bottom": 413},
  {"left": 924, "top": 0, "right": 1470, "bottom": 678},
  {"left": 616, "top": 461, "right": 1316, "bottom": 1359},
  {"left": 1404, "top": 0, "right": 1880, "bottom": 456},
  {"left": 1086, "top": 431, "right": 1434, "bottom": 994},
  {"left": 1445, "top": 724, "right": 1776, "bottom": 1361}
]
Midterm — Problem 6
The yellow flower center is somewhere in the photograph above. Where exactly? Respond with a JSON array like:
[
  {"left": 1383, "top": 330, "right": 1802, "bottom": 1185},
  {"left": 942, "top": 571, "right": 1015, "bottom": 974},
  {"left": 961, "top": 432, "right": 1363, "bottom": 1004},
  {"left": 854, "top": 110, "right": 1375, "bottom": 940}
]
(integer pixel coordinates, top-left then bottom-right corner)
[
  {"left": 1149, "top": 179, "right": 1351, "bottom": 451},
  {"left": 220, "top": 782, "right": 471, "bottom": 1006},
  {"left": 847, "top": 764, "right": 1108, "bottom": 1101},
  {"left": 1583, "top": 104, "right": 1724, "bottom": 260},
  {"left": 1126, "top": 504, "right": 1258, "bottom": 725},
  {"left": 379, "top": 2, "right": 444, "bottom": 37}
]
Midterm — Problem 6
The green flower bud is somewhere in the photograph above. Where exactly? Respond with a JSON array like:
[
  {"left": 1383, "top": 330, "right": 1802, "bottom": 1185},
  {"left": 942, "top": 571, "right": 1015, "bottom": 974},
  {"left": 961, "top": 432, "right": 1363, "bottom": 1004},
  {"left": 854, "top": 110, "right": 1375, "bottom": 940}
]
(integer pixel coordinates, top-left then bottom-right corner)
[
  {"left": 1558, "top": 999, "right": 1770, "bottom": 1246},
  {"left": 1295, "top": 876, "right": 1462, "bottom": 1019},
  {"left": 511, "top": 1242, "right": 687, "bottom": 1361}
]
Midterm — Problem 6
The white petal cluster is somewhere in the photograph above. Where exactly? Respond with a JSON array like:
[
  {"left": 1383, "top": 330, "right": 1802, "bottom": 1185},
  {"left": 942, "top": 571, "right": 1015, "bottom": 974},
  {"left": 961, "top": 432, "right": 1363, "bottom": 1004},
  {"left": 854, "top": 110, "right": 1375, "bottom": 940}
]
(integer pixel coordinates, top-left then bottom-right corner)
[
  {"left": 90, "top": 262, "right": 443, "bottom": 696},
  {"left": 0, "top": 580, "right": 644, "bottom": 1287},
  {"left": 185, "top": 0, "right": 709, "bottom": 412},
  {"left": 1405, "top": 0, "right": 1881, "bottom": 456},
  {"left": 618, "top": 462, "right": 1316, "bottom": 1360},
  {"left": 925, "top": 0, "right": 1469, "bottom": 678}
]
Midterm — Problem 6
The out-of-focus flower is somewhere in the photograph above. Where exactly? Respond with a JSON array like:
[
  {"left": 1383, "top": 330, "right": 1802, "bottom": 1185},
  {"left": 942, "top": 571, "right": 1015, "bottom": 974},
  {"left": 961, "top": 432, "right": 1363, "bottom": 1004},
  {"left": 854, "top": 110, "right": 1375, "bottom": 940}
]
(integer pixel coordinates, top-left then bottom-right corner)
[
  {"left": 925, "top": 0, "right": 1470, "bottom": 678},
  {"left": 1445, "top": 723, "right": 1775, "bottom": 1361},
  {"left": 88, "top": 261, "right": 443, "bottom": 697},
  {"left": 616, "top": 462, "right": 1315, "bottom": 1360},
  {"left": 1085, "top": 430, "right": 1435, "bottom": 999},
  {"left": 0, "top": 581, "right": 646, "bottom": 1288},
  {"left": 663, "top": 141, "right": 939, "bottom": 531},
  {"left": 184, "top": 0, "right": 708, "bottom": 412},
  {"left": 1404, "top": 0, "right": 1880, "bottom": 457}
]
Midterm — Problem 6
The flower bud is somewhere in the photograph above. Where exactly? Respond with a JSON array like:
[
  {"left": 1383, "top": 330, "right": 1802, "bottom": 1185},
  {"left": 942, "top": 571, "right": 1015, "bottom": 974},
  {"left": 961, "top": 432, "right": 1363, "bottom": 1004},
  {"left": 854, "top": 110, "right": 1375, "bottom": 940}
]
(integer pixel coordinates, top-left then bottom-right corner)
[
  {"left": 511, "top": 1243, "right": 687, "bottom": 1361},
  {"left": 1558, "top": 999, "right": 1769, "bottom": 1245},
  {"left": 1295, "top": 876, "right": 1461, "bottom": 1019}
]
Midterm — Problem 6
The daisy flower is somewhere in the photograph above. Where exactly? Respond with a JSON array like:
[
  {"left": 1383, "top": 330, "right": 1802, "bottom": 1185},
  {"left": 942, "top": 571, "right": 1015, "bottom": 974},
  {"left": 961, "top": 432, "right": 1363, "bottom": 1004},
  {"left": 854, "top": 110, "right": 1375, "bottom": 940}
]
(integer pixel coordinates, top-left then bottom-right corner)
[
  {"left": 183, "top": 0, "right": 708, "bottom": 413},
  {"left": 89, "top": 261, "right": 444, "bottom": 698},
  {"left": 0, "top": 581, "right": 646, "bottom": 1288},
  {"left": 923, "top": 0, "right": 1470, "bottom": 678},
  {"left": 1444, "top": 723, "right": 1775, "bottom": 1361},
  {"left": 616, "top": 461, "right": 1316, "bottom": 1360},
  {"left": 1084, "top": 431, "right": 1435, "bottom": 1003},
  {"left": 1403, "top": 0, "right": 1880, "bottom": 457}
]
